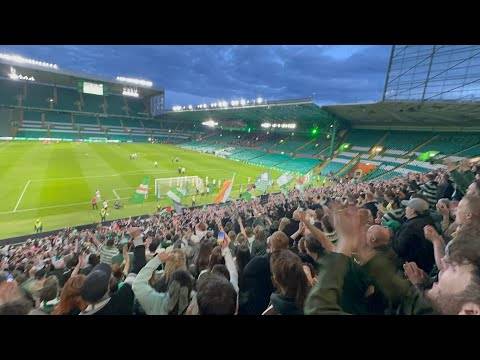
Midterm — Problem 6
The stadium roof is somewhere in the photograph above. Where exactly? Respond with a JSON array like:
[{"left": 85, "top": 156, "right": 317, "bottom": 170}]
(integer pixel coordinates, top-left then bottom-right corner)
[
  {"left": 0, "top": 58, "right": 164, "bottom": 97},
  {"left": 324, "top": 101, "right": 480, "bottom": 132},
  {"left": 160, "top": 98, "right": 342, "bottom": 133}
]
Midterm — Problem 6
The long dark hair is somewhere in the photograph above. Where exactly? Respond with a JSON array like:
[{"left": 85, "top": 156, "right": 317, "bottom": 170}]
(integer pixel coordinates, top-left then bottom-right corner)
[
  {"left": 270, "top": 250, "right": 310, "bottom": 311},
  {"left": 235, "top": 245, "right": 251, "bottom": 291},
  {"left": 195, "top": 240, "right": 213, "bottom": 274},
  {"left": 207, "top": 246, "right": 225, "bottom": 271},
  {"left": 304, "top": 234, "right": 326, "bottom": 260}
]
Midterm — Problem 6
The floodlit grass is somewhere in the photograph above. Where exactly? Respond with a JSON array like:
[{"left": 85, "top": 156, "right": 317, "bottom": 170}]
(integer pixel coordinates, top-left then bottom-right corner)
[{"left": 0, "top": 141, "right": 282, "bottom": 240}]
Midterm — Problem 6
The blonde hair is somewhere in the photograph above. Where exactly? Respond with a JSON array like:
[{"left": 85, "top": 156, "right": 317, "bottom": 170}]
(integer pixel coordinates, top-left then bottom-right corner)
[{"left": 164, "top": 250, "right": 187, "bottom": 282}]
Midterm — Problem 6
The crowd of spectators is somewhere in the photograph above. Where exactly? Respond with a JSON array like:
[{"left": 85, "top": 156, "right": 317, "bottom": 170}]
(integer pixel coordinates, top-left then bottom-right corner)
[{"left": 1, "top": 158, "right": 480, "bottom": 315}]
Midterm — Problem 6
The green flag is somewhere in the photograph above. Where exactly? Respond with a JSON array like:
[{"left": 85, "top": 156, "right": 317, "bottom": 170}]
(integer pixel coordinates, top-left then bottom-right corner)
[
  {"left": 166, "top": 187, "right": 186, "bottom": 204},
  {"left": 240, "top": 191, "right": 253, "bottom": 201},
  {"left": 130, "top": 177, "right": 150, "bottom": 204}
]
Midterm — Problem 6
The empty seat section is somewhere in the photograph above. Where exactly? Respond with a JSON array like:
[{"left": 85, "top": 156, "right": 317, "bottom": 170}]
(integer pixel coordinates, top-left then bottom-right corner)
[
  {"left": 45, "top": 112, "right": 71, "bottom": 124},
  {"left": 123, "top": 118, "right": 143, "bottom": 128},
  {"left": 106, "top": 95, "right": 127, "bottom": 115},
  {"left": 100, "top": 118, "right": 122, "bottom": 127},
  {"left": 56, "top": 87, "right": 80, "bottom": 111},
  {"left": 22, "top": 110, "right": 43, "bottom": 122},
  {"left": 345, "top": 129, "right": 385, "bottom": 148},
  {"left": 0, "top": 79, "right": 22, "bottom": 106},
  {"left": 74, "top": 115, "right": 98, "bottom": 126},
  {"left": 24, "top": 83, "right": 53, "bottom": 108},
  {"left": 128, "top": 98, "right": 147, "bottom": 116},
  {"left": 82, "top": 94, "right": 104, "bottom": 113}
]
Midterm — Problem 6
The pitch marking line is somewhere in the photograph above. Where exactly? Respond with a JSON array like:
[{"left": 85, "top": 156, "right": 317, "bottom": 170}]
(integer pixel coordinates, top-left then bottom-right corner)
[
  {"left": 112, "top": 189, "right": 121, "bottom": 200},
  {"left": 29, "top": 168, "right": 228, "bottom": 182},
  {"left": 13, "top": 180, "right": 31, "bottom": 212},
  {"left": 0, "top": 196, "right": 131, "bottom": 215}
]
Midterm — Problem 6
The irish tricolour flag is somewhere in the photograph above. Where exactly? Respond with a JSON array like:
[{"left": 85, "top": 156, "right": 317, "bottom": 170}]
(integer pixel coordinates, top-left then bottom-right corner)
[
  {"left": 131, "top": 177, "right": 150, "bottom": 204},
  {"left": 214, "top": 174, "right": 235, "bottom": 204}
]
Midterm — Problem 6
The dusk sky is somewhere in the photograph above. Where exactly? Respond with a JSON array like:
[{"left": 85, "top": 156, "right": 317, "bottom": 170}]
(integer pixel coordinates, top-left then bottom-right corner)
[{"left": 0, "top": 45, "right": 391, "bottom": 108}]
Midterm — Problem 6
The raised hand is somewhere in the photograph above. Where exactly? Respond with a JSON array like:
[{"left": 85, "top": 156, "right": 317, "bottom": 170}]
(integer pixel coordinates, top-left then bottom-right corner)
[
  {"left": 424, "top": 225, "right": 441, "bottom": 243},
  {"left": 333, "top": 205, "right": 361, "bottom": 257},
  {"left": 403, "top": 262, "right": 428, "bottom": 286}
]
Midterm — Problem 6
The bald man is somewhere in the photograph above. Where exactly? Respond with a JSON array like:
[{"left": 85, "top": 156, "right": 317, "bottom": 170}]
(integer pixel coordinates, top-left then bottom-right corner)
[
  {"left": 366, "top": 225, "right": 391, "bottom": 248},
  {"left": 241, "top": 231, "right": 289, "bottom": 315}
]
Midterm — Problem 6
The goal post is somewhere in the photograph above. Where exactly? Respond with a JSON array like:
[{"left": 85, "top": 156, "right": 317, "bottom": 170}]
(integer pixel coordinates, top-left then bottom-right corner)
[{"left": 155, "top": 176, "right": 205, "bottom": 199}]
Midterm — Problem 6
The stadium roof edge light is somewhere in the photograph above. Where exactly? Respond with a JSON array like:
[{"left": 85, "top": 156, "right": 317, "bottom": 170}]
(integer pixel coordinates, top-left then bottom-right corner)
[
  {"left": 116, "top": 76, "right": 153, "bottom": 88},
  {"left": 0, "top": 54, "right": 163, "bottom": 93},
  {"left": 0, "top": 53, "right": 58, "bottom": 69},
  {"left": 169, "top": 97, "right": 313, "bottom": 113}
]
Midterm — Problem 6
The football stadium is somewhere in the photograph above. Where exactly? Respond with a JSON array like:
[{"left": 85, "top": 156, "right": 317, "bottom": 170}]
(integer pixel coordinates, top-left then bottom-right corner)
[{"left": 1, "top": 45, "right": 480, "bottom": 316}]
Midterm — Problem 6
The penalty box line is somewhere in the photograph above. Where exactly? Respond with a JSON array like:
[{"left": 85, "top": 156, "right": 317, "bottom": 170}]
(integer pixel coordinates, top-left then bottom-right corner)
[{"left": 13, "top": 180, "right": 31, "bottom": 212}]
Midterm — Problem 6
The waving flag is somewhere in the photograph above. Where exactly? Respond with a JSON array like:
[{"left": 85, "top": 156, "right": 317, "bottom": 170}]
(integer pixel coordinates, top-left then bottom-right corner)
[
  {"left": 215, "top": 174, "right": 235, "bottom": 204},
  {"left": 255, "top": 172, "right": 272, "bottom": 193},
  {"left": 130, "top": 177, "right": 150, "bottom": 204},
  {"left": 166, "top": 187, "right": 186, "bottom": 204},
  {"left": 276, "top": 172, "right": 293, "bottom": 187}
]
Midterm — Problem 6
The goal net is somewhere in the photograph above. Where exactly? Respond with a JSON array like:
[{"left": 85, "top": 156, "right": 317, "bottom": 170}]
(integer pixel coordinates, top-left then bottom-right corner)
[{"left": 155, "top": 176, "right": 205, "bottom": 199}]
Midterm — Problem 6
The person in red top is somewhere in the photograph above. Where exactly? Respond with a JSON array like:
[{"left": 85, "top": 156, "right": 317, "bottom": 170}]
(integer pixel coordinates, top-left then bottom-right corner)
[{"left": 91, "top": 196, "right": 97, "bottom": 210}]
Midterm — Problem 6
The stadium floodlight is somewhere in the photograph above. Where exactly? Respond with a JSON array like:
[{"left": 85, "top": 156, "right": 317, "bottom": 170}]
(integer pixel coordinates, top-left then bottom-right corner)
[
  {"left": 116, "top": 76, "right": 153, "bottom": 88},
  {"left": 210, "top": 102, "right": 217, "bottom": 108},
  {"left": 202, "top": 120, "right": 218, "bottom": 127},
  {"left": 188, "top": 105, "right": 193, "bottom": 110},
  {"left": 231, "top": 100, "right": 239, "bottom": 107},
  {"left": 0, "top": 53, "right": 58, "bottom": 69},
  {"left": 122, "top": 87, "right": 140, "bottom": 98},
  {"left": 8, "top": 67, "right": 35, "bottom": 81},
  {"left": 172, "top": 106, "right": 182, "bottom": 111},
  {"left": 261, "top": 122, "right": 272, "bottom": 128},
  {"left": 240, "top": 99, "right": 246, "bottom": 106},
  {"left": 256, "top": 97, "right": 264, "bottom": 104}
]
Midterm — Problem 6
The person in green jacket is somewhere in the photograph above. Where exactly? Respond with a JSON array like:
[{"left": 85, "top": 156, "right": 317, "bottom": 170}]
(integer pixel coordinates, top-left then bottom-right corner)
[{"left": 304, "top": 206, "right": 480, "bottom": 315}]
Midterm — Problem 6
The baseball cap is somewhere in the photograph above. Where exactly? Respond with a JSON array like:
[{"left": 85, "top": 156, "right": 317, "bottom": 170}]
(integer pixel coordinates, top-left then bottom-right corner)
[
  {"left": 80, "top": 263, "right": 112, "bottom": 304},
  {"left": 401, "top": 198, "right": 429, "bottom": 214}
]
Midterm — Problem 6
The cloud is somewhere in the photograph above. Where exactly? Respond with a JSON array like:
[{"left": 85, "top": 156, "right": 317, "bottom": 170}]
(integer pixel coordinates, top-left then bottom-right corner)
[{"left": 0, "top": 45, "right": 391, "bottom": 107}]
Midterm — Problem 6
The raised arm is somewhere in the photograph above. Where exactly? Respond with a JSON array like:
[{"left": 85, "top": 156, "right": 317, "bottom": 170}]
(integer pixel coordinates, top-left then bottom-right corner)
[
  {"left": 298, "top": 211, "right": 335, "bottom": 253},
  {"left": 132, "top": 252, "right": 170, "bottom": 315},
  {"left": 238, "top": 217, "right": 247, "bottom": 238},
  {"left": 424, "top": 225, "right": 446, "bottom": 271},
  {"left": 122, "top": 245, "right": 131, "bottom": 276}
]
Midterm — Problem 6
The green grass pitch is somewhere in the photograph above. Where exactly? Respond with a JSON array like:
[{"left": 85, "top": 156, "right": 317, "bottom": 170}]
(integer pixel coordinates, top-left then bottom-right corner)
[{"left": 0, "top": 141, "right": 282, "bottom": 241}]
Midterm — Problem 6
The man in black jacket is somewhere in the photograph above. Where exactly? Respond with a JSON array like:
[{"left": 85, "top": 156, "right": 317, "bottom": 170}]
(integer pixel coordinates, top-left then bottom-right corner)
[
  {"left": 393, "top": 198, "right": 435, "bottom": 273},
  {"left": 240, "top": 231, "right": 289, "bottom": 315}
]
